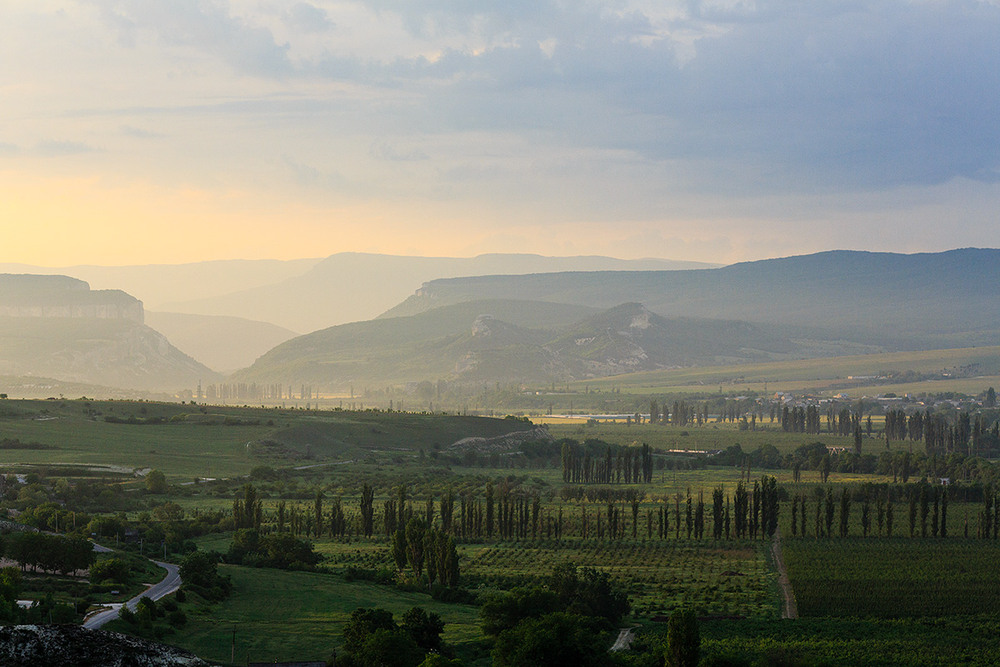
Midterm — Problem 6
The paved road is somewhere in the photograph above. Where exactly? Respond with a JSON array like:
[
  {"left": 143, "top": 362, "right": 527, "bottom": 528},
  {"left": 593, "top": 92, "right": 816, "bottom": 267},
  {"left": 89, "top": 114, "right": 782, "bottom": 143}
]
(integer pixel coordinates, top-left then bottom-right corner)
[{"left": 83, "top": 558, "right": 182, "bottom": 630}]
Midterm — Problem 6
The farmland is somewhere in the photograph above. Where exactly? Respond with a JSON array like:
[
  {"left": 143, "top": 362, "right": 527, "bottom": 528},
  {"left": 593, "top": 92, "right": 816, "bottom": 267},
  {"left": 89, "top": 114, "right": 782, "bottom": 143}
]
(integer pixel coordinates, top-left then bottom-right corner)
[
  {"left": 4, "top": 395, "right": 1000, "bottom": 665},
  {"left": 783, "top": 538, "right": 1000, "bottom": 618}
]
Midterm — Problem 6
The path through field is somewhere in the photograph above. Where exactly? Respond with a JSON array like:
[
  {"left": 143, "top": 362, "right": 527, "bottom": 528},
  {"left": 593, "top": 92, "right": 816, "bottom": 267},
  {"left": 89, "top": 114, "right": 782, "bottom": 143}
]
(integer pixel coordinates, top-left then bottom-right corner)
[{"left": 771, "top": 530, "right": 798, "bottom": 619}]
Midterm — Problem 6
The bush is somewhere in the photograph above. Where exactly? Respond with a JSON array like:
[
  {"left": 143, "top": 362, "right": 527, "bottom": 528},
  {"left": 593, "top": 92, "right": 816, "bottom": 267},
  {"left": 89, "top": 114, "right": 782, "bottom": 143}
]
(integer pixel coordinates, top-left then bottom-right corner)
[
  {"left": 90, "top": 558, "right": 130, "bottom": 585},
  {"left": 118, "top": 605, "right": 135, "bottom": 624}
]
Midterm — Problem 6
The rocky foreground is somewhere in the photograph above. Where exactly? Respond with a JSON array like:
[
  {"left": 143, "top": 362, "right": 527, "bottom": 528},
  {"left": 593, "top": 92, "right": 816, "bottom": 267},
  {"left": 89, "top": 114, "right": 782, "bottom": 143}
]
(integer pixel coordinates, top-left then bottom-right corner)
[{"left": 0, "top": 625, "right": 207, "bottom": 667}]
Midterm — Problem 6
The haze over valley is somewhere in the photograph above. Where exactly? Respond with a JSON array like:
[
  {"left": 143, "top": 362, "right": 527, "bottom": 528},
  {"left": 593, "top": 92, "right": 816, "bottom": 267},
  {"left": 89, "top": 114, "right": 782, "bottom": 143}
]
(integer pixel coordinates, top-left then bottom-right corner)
[
  {"left": 2, "top": 248, "right": 998, "bottom": 404},
  {"left": 5, "top": 2, "right": 1000, "bottom": 664}
]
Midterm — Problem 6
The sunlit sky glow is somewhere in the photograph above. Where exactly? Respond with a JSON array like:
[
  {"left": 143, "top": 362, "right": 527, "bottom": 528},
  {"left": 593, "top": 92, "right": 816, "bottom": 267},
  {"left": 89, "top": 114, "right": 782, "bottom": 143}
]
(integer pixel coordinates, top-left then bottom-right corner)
[{"left": 2, "top": 0, "right": 999, "bottom": 266}]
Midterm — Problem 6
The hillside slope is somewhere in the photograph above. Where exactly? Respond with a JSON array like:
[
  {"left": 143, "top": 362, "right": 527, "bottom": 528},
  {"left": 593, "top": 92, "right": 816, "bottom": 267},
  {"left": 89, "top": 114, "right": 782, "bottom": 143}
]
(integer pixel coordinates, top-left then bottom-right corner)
[
  {"left": 0, "top": 274, "right": 218, "bottom": 391},
  {"left": 382, "top": 249, "right": 1000, "bottom": 347},
  {"left": 232, "top": 300, "right": 839, "bottom": 390},
  {"left": 144, "top": 311, "right": 298, "bottom": 373},
  {"left": 0, "top": 317, "right": 219, "bottom": 391},
  {"left": 162, "top": 252, "right": 717, "bottom": 332}
]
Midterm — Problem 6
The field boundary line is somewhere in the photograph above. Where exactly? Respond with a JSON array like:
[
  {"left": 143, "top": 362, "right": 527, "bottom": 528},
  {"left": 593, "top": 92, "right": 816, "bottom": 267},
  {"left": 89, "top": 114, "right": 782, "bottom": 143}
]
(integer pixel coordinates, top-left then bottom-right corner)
[{"left": 771, "top": 529, "right": 798, "bottom": 619}]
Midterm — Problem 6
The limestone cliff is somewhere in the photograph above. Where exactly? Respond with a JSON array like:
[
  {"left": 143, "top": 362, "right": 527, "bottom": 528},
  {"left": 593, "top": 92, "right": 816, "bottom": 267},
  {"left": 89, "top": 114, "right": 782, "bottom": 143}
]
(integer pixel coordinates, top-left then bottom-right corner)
[{"left": 0, "top": 274, "right": 144, "bottom": 323}]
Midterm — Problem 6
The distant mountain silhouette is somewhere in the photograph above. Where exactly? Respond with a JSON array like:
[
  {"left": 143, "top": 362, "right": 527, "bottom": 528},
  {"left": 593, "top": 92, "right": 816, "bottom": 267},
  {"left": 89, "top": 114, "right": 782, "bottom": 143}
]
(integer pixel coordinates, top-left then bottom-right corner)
[
  {"left": 233, "top": 299, "right": 865, "bottom": 390},
  {"left": 0, "top": 275, "right": 218, "bottom": 390},
  {"left": 159, "top": 252, "right": 718, "bottom": 332},
  {"left": 382, "top": 249, "right": 1000, "bottom": 347}
]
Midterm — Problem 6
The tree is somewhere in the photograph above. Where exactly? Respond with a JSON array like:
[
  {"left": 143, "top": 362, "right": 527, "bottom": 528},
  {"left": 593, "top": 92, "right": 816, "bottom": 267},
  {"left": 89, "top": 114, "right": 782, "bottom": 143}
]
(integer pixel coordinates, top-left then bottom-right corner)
[
  {"left": 89, "top": 557, "right": 130, "bottom": 585},
  {"left": 666, "top": 607, "right": 700, "bottom": 667},
  {"left": 563, "top": 566, "right": 630, "bottom": 627},
  {"left": 355, "top": 629, "right": 423, "bottom": 667},
  {"left": 344, "top": 607, "right": 398, "bottom": 655},
  {"left": 233, "top": 484, "right": 262, "bottom": 530},
  {"left": 492, "top": 612, "right": 609, "bottom": 667},
  {"left": 401, "top": 607, "right": 445, "bottom": 652},
  {"left": 179, "top": 551, "right": 223, "bottom": 590},
  {"left": 392, "top": 528, "right": 407, "bottom": 572},
  {"left": 839, "top": 488, "right": 850, "bottom": 538},
  {"left": 145, "top": 469, "right": 168, "bottom": 494},
  {"left": 405, "top": 518, "right": 426, "bottom": 577},
  {"left": 360, "top": 484, "right": 375, "bottom": 537},
  {"left": 480, "top": 587, "right": 560, "bottom": 637}
]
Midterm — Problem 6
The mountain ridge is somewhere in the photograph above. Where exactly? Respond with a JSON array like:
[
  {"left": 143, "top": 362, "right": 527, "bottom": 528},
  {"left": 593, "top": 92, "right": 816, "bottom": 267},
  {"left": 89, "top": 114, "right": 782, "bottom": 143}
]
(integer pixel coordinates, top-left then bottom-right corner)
[{"left": 381, "top": 248, "right": 1000, "bottom": 343}]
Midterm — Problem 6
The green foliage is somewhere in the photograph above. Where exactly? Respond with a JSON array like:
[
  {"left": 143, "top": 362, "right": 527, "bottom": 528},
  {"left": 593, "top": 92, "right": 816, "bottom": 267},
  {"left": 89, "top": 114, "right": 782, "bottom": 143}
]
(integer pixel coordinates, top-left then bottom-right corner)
[
  {"left": 353, "top": 628, "right": 423, "bottom": 667},
  {"left": 491, "top": 612, "right": 610, "bottom": 667},
  {"left": 480, "top": 586, "right": 560, "bottom": 637},
  {"left": 344, "top": 607, "right": 398, "bottom": 654},
  {"left": 666, "top": 607, "right": 700, "bottom": 667},
  {"left": 401, "top": 607, "right": 445, "bottom": 652},
  {"left": 784, "top": 538, "right": 1000, "bottom": 617},
  {"left": 90, "top": 557, "right": 130, "bottom": 585},
  {"left": 4, "top": 531, "right": 94, "bottom": 574},
  {"left": 145, "top": 469, "right": 168, "bottom": 494},
  {"left": 342, "top": 606, "right": 444, "bottom": 667},
  {"left": 227, "top": 529, "right": 321, "bottom": 570},
  {"left": 179, "top": 550, "right": 230, "bottom": 601},
  {"left": 548, "top": 563, "right": 631, "bottom": 628}
]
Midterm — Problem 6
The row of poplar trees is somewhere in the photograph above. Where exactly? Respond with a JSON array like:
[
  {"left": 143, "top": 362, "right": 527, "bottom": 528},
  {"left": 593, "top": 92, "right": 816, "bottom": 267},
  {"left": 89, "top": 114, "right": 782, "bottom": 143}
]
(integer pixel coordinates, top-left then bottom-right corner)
[
  {"left": 561, "top": 443, "right": 654, "bottom": 484},
  {"left": 234, "top": 476, "right": 783, "bottom": 547}
]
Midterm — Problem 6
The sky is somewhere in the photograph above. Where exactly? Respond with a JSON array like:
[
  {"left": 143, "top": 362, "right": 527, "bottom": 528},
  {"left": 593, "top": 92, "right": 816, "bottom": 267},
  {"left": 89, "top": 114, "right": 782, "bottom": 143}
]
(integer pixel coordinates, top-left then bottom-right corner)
[{"left": 2, "top": 0, "right": 1000, "bottom": 267}]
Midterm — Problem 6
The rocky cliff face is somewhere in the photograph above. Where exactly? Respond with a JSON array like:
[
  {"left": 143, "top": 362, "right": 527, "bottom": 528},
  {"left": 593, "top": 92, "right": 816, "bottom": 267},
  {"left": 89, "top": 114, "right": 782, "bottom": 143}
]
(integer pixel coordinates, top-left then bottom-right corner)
[
  {"left": 0, "top": 274, "right": 220, "bottom": 391},
  {"left": 0, "top": 274, "right": 144, "bottom": 323},
  {"left": 0, "top": 625, "right": 207, "bottom": 667}
]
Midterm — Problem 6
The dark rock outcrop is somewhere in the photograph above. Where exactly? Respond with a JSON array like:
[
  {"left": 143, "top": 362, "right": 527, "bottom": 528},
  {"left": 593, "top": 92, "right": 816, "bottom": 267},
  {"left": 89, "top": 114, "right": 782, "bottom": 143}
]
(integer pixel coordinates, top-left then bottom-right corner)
[{"left": 0, "top": 625, "right": 207, "bottom": 667}]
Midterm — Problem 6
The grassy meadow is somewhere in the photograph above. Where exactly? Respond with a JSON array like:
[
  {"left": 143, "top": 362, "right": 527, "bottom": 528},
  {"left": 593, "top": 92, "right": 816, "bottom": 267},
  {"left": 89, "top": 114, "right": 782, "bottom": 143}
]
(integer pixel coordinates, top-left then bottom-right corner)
[{"left": 105, "top": 565, "right": 485, "bottom": 665}]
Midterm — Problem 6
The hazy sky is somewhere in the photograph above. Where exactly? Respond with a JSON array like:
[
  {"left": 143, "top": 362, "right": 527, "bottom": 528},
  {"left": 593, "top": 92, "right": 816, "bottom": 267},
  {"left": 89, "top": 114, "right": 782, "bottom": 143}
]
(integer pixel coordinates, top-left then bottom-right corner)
[{"left": 2, "top": 0, "right": 999, "bottom": 266}]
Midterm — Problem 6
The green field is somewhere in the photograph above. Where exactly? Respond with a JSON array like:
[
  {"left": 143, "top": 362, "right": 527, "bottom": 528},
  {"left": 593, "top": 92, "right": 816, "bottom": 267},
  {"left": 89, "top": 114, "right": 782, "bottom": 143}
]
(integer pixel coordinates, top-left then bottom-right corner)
[
  {"left": 109, "top": 565, "right": 485, "bottom": 666},
  {"left": 567, "top": 345, "right": 1000, "bottom": 396},
  {"left": 0, "top": 399, "right": 536, "bottom": 480},
  {"left": 544, "top": 420, "right": 909, "bottom": 457},
  {"left": 694, "top": 616, "right": 1000, "bottom": 666},
  {"left": 783, "top": 538, "right": 1000, "bottom": 618},
  {"left": 7, "top": 397, "right": 1000, "bottom": 665}
]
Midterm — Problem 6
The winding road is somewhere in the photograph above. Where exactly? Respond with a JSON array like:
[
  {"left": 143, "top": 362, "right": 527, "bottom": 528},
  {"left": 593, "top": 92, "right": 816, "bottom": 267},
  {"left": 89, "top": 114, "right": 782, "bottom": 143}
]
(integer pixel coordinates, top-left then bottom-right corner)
[{"left": 83, "top": 543, "right": 182, "bottom": 630}]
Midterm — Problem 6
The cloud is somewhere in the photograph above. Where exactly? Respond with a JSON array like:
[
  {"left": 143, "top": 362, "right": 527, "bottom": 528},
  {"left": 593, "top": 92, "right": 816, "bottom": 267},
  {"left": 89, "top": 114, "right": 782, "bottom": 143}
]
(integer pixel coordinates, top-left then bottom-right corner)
[
  {"left": 89, "top": 0, "right": 292, "bottom": 77},
  {"left": 35, "top": 141, "right": 98, "bottom": 156},
  {"left": 120, "top": 125, "right": 165, "bottom": 139},
  {"left": 284, "top": 2, "right": 333, "bottom": 34},
  {"left": 282, "top": 155, "right": 349, "bottom": 191},
  {"left": 8, "top": 0, "right": 1000, "bottom": 262},
  {"left": 341, "top": 0, "right": 1000, "bottom": 194},
  {"left": 370, "top": 141, "right": 429, "bottom": 162}
]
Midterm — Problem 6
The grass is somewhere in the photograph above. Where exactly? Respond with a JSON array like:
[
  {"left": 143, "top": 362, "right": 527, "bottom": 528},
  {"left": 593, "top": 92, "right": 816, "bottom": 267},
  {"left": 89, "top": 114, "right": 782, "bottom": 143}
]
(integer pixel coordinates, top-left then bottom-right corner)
[
  {"left": 144, "top": 565, "right": 484, "bottom": 666},
  {"left": 567, "top": 345, "right": 1000, "bottom": 396},
  {"left": 545, "top": 420, "right": 920, "bottom": 457},
  {"left": 783, "top": 538, "right": 1000, "bottom": 618},
  {"left": 0, "top": 399, "right": 536, "bottom": 481},
  {"left": 693, "top": 616, "right": 1000, "bottom": 666}
]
